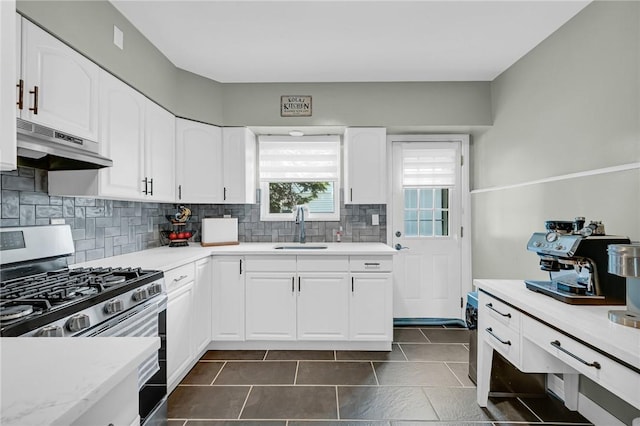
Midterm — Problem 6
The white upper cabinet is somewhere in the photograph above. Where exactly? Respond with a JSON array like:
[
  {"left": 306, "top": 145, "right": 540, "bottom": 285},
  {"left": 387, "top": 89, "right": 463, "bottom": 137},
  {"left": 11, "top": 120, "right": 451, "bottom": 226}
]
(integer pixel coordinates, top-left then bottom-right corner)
[
  {"left": 98, "top": 70, "right": 146, "bottom": 199},
  {"left": 144, "top": 100, "right": 175, "bottom": 202},
  {"left": 343, "top": 127, "right": 387, "bottom": 204},
  {"left": 176, "top": 118, "right": 223, "bottom": 203},
  {"left": 19, "top": 18, "right": 99, "bottom": 141},
  {"left": 49, "top": 70, "right": 175, "bottom": 202},
  {"left": 222, "top": 127, "right": 256, "bottom": 204},
  {"left": 0, "top": 6, "right": 17, "bottom": 171}
]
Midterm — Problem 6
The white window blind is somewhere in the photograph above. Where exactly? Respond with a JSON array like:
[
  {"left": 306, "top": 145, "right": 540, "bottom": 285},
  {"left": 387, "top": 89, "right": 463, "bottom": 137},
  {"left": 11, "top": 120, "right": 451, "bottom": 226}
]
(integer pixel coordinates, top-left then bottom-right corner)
[
  {"left": 259, "top": 136, "right": 340, "bottom": 182},
  {"left": 402, "top": 148, "right": 457, "bottom": 187}
]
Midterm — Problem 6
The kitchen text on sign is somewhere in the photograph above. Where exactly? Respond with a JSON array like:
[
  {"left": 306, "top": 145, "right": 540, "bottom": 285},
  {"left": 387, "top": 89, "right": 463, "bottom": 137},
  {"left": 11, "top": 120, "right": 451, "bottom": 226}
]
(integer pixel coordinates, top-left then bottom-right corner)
[{"left": 281, "top": 96, "right": 312, "bottom": 117}]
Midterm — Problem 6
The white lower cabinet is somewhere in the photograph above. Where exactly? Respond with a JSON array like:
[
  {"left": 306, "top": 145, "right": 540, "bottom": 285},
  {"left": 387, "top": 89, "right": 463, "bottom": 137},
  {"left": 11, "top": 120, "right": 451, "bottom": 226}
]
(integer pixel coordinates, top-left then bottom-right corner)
[
  {"left": 211, "top": 256, "right": 245, "bottom": 341},
  {"left": 350, "top": 273, "right": 392, "bottom": 341},
  {"left": 245, "top": 273, "right": 297, "bottom": 340},
  {"left": 166, "top": 280, "right": 194, "bottom": 392},
  {"left": 297, "top": 273, "right": 349, "bottom": 340}
]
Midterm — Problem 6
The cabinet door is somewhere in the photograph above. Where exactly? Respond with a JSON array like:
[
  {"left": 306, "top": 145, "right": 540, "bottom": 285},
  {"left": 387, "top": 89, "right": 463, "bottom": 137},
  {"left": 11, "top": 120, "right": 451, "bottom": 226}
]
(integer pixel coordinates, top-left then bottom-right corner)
[
  {"left": 245, "top": 273, "right": 296, "bottom": 340},
  {"left": 145, "top": 101, "right": 175, "bottom": 202},
  {"left": 349, "top": 273, "right": 392, "bottom": 341},
  {"left": 222, "top": 127, "right": 256, "bottom": 204},
  {"left": 194, "top": 257, "right": 212, "bottom": 355},
  {"left": 98, "top": 70, "right": 145, "bottom": 199},
  {"left": 1, "top": 6, "right": 17, "bottom": 171},
  {"left": 344, "top": 128, "right": 387, "bottom": 204},
  {"left": 167, "top": 282, "right": 194, "bottom": 391},
  {"left": 176, "top": 118, "right": 223, "bottom": 203},
  {"left": 21, "top": 19, "right": 99, "bottom": 141},
  {"left": 211, "top": 257, "right": 245, "bottom": 341},
  {"left": 297, "top": 273, "right": 349, "bottom": 340}
]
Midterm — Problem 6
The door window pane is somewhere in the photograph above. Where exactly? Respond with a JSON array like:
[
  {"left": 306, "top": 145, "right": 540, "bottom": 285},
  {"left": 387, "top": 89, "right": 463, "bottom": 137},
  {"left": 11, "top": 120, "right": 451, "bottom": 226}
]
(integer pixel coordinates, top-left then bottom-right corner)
[{"left": 403, "top": 187, "right": 450, "bottom": 237}]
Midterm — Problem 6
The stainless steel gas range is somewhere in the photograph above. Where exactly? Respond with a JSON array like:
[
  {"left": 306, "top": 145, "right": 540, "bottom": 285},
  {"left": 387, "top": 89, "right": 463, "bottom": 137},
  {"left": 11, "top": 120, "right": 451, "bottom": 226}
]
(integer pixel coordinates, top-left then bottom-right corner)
[{"left": 0, "top": 224, "right": 167, "bottom": 426}]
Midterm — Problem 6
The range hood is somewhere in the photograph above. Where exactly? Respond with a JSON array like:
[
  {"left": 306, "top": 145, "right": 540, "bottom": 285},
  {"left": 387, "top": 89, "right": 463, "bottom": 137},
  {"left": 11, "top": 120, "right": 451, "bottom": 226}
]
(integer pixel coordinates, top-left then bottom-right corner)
[{"left": 16, "top": 119, "right": 113, "bottom": 170}]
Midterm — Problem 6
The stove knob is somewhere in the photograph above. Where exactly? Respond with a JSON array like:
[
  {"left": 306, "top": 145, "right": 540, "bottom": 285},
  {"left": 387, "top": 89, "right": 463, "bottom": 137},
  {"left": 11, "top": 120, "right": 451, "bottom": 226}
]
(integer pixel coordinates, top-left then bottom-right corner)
[
  {"left": 148, "top": 283, "right": 163, "bottom": 296},
  {"left": 66, "top": 314, "right": 91, "bottom": 332},
  {"left": 533, "top": 241, "right": 542, "bottom": 248},
  {"left": 104, "top": 299, "right": 124, "bottom": 314},
  {"left": 35, "top": 325, "right": 63, "bottom": 337},
  {"left": 555, "top": 245, "right": 564, "bottom": 251},
  {"left": 132, "top": 288, "right": 149, "bottom": 302}
]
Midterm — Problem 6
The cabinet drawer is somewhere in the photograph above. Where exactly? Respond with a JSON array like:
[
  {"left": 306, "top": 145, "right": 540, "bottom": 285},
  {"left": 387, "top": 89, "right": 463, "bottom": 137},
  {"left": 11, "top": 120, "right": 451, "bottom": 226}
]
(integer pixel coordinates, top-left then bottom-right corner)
[
  {"left": 297, "top": 256, "right": 348, "bottom": 272},
  {"left": 523, "top": 316, "right": 640, "bottom": 409},
  {"left": 165, "top": 262, "right": 195, "bottom": 293},
  {"left": 349, "top": 256, "right": 392, "bottom": 272},
  {"left": 244, "top": 256, "right": 296, "bottom": 272},
  {"left": 481, "top": 315, "right": 520, "bottom": 367},
  {"left": 478, "top": 291, "right": 520, "bottom": 331}
]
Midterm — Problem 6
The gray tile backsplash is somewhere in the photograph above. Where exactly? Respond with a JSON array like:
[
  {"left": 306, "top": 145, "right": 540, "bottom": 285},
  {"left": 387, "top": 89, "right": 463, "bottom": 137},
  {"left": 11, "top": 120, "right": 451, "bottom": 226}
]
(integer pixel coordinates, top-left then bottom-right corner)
[{"left": 1, "top": 167, "right": 386, "bottom": 264}]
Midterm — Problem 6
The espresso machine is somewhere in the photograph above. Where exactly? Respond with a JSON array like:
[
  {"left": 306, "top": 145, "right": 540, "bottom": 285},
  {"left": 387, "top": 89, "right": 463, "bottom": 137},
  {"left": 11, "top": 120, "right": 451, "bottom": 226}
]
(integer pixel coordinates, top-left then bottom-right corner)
[{"left": 525, "top": 218, "right": 630, "bottom": 305}]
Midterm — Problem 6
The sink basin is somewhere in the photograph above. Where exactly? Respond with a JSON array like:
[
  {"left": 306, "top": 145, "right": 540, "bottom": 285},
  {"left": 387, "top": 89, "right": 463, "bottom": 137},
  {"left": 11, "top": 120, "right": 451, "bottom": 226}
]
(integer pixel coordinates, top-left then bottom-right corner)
[{"left": 274, "top": 245, "right": 328, "bottom": 250}]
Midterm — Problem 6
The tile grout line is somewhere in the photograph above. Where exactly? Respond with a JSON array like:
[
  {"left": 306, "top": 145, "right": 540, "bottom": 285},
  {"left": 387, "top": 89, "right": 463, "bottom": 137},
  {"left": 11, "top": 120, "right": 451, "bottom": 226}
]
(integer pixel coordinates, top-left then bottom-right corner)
[
  {"left": 294, "top": 360, "right": 300, "bottom": 385},
  {"left": 418, "top": 327, "right": 432, "bottom": 343},
  {"left": 210, "top": 361, "right": 227, "bottom": 385},
  {"left": 237, "top": 384, "right": 253, "bottom": 420},
  {"left": 370, "top": 361, "right": 380, "bottom": 386},
  {"left": 335, "top": 385, "right": 340, "bottom": 420},
  {"left": 263, "top": 350, "right": 269, "bottom": 361},
  {"left": 516, "top": 396, "right": 545, "bottom": 423},
  {"left": 444, "top": 362, "right": 465, "bottom": 387},
  {"left": 397, "top": 343, "right": 409, "bottom": 361}
]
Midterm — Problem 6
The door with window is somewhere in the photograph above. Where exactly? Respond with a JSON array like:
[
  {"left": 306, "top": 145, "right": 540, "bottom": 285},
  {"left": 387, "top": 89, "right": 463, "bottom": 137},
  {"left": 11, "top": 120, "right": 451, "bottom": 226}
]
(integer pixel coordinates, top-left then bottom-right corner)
[{"left": 391, "top": 140, "right": 466, "bottom": 320}]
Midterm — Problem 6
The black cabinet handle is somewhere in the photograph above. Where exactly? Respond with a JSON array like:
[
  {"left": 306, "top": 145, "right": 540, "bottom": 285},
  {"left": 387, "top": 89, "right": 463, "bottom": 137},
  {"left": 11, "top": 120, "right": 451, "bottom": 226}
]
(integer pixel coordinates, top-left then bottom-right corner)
[
  {"left": 149, "top": 178, "right": 153, "bottom": 196},
  {"left": 17, "top": 79, "right": 24, "bottom": 110},
  {"left": 178, "top": 185, "right": 182, "bottom": 200},
  {"left": 142, "top": 178, "right": 148, "bottom": 195},
  {"left": 351, "top": 276, "right": 354, "bottom": 292},
  {"left": 291, "top": 277, "right": 295, "bottom": 292},
  {"left": 350, "top": 188, "right": 353, "bottom": 202},
  {"left": 485, "top": 303, "right": 511, "bottom": 318},
  {"left": 550, "top": 340, "right": 601, "bottom": 369},
  {"left": 239, "top": 259, "right": 243, "bottom": 275},
  {"left": 29, "top": 86, "right": 39, "bottom": 114},
  {"left": 298, "top": 276, "right": 301, "bottom": 292},
  {"left": 224, "top": 187, "right": 227, "bottom": 200},
  {"left": 485, "top": 327, "right": 511, "bottom": 346}
]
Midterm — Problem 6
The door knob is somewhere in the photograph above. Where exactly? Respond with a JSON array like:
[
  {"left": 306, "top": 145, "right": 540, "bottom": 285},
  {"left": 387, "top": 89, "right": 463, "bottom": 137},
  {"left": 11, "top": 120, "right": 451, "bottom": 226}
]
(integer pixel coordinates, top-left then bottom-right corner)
[
  {"left": 395, "top": 243, "right": 410, "bottom": 250},
  {"left": 395, "top": 231, "right": 402, "bottom": 237}
]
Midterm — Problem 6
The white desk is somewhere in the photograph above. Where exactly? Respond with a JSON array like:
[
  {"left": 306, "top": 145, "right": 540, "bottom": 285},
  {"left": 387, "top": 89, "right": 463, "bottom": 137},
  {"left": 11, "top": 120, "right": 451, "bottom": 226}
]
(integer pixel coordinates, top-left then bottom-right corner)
[{"left": 474, "top": 279, "right": 640, "bottom": 420}]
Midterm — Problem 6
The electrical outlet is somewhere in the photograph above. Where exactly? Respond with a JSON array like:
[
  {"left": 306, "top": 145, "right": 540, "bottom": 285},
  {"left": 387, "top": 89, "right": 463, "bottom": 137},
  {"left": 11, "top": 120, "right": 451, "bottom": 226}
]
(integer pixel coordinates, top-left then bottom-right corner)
[
  {"left": 113, "top": 25, "right": 124, "bottom": 50},
  {"left": 372, "top": 214, "right": 379, "bottom": 226}
]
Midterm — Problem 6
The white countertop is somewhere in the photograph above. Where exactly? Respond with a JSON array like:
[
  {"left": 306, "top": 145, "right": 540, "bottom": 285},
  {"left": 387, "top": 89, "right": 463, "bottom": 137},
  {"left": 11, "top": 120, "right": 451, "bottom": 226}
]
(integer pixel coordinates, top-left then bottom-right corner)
[
  {"left": 474, "top": 279, "right": 640, "bottom": 370},
  {"left": 0, "top": 337, "right": 159, "bottom": 426},
  {"left": 74, "top": 242, "right": 396, "bottom": 271}
]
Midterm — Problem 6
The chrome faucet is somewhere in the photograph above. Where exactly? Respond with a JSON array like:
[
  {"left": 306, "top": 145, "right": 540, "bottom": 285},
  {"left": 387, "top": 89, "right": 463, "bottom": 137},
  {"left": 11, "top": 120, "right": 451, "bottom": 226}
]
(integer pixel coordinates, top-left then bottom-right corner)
[{"left": 295, "top": 205, "right": 306, "bottom": 244}]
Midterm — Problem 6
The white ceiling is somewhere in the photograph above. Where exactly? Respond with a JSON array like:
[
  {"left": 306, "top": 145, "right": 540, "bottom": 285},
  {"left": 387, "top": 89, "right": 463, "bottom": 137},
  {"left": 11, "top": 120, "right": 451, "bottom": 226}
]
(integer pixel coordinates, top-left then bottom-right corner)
[{"left": 111, "top": 0, "right": 590, "bottom": 84}]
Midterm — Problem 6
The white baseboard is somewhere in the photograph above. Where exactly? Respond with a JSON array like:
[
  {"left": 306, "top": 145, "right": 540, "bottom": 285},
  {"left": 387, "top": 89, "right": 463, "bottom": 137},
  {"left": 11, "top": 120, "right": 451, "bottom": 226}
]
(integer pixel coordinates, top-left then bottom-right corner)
[{"left": 547, "top": 374, "right": 625, "bottom": 426}]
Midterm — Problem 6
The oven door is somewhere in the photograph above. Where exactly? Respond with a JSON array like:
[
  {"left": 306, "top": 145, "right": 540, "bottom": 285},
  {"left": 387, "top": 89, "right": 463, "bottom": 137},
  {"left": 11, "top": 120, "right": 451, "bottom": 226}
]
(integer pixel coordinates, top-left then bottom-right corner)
[{"left": 81, "top": 294, "right": 167, "bottom": 425}]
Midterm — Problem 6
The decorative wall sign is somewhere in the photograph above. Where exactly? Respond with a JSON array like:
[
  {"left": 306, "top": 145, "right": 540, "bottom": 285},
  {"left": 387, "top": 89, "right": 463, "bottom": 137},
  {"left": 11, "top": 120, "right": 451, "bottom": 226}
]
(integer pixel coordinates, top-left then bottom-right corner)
[{"left": 281, "top": 95, "right": 312, "bottom": 117}]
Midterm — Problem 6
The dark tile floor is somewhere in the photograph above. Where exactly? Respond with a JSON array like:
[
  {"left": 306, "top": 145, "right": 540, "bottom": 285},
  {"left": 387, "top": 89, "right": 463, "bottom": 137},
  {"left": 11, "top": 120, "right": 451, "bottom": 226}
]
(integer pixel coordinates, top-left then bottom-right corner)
[{"left": 168, "top": 326, "right": 592, "bottom": 425}]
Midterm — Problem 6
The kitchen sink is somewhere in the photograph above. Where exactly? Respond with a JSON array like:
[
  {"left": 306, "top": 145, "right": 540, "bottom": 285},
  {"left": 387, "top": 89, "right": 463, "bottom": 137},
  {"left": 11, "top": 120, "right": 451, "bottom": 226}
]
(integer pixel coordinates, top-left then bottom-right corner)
[{"left": 274, "top": 245, "right": 328, "bottom": 250}]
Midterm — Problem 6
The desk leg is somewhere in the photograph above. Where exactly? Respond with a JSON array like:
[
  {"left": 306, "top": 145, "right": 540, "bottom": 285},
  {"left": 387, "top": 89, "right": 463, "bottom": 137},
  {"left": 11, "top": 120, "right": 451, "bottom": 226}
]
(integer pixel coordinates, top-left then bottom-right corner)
[
  {"left": 477, "top": 339, "right": 493, "bottom": 407},
  {"left": 563, "top": 373, "right": 579, "bottom": 411}
]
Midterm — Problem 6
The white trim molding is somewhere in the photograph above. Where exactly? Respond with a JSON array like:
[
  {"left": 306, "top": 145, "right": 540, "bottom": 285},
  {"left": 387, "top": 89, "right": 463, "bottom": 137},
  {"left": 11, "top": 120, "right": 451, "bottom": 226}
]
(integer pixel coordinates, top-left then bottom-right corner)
[{"left": 471, "top": 162, "right": 640, "bottom": 195}]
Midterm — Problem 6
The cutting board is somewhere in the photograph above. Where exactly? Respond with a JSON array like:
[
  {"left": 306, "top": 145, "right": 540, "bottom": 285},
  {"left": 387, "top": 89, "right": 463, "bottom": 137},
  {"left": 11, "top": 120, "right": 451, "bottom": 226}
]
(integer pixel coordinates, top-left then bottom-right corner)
[{"left": 201, "top": 218, "right": 239, "bottom": 246}]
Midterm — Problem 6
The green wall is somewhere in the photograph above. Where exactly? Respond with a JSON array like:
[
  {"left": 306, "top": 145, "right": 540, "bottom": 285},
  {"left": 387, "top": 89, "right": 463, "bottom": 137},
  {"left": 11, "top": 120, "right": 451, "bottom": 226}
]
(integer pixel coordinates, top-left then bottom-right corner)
[
  {"left": 16, "top": 0, "right": 491, "bottom": 129},
  {"left": 472, "top": 2, "right": 640, "bottom": 423}
]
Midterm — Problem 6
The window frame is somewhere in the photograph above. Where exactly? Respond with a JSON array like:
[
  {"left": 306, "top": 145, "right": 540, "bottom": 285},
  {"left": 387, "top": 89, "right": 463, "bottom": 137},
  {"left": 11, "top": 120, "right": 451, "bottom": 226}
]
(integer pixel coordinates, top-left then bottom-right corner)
[{"left": 258, "top": 136, "right": 341, "bottom": 222}]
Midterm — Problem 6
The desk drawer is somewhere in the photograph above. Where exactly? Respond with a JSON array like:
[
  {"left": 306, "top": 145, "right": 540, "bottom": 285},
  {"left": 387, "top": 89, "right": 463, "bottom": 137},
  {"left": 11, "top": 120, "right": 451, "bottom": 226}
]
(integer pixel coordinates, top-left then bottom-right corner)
[
  {"left": 523, "top": 316, "right": 640, "bottom": 409},
  {"left": 165, "top": 262, "right": 195, "bottom": 293},
  {"left": 481, "top": 314, "right": 520, "bottom": 367},
  {"left": 479, "top": 291, "right": 520, "bottom": 332}
]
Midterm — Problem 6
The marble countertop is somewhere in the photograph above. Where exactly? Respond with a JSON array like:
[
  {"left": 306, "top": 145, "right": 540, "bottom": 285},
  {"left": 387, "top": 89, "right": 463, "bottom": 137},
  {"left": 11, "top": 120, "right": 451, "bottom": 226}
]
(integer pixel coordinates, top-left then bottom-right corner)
[
  {"left": 0, "top": 337, "right": 159, "bottom": 426},
  {"left": 474, "top": 279, "right": 640, "bottom": 370},
  {"left": 74, "top": 242, "right": 396, "bottom": 272}
]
